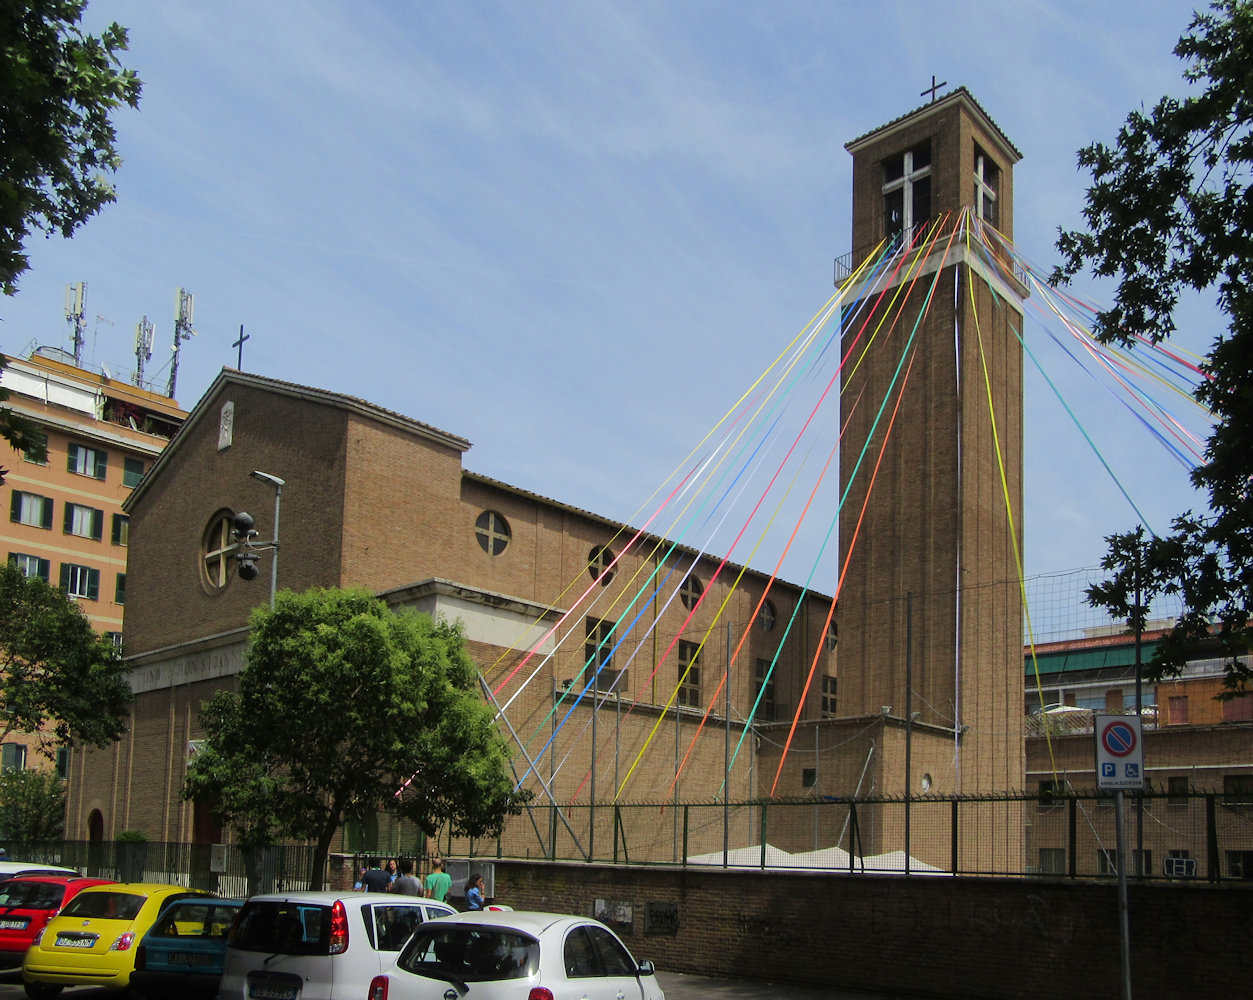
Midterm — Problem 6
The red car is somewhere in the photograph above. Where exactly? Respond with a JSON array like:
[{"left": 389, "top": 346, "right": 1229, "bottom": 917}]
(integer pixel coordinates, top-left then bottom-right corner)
[{"left": 0, "top": 876, "right": 116, "bottom": 967}]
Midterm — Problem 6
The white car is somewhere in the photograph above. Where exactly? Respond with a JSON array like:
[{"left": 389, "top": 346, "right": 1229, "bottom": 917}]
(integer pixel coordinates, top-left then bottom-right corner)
[
  {"left": 219, "top": 890, "right": 456, "bottom": 1000},
  {"left": 368, "top": 910, "right": 664, "bottom": 1000},
  {"left": 0, "top": 861, "right": 77, "bottom": 882}
]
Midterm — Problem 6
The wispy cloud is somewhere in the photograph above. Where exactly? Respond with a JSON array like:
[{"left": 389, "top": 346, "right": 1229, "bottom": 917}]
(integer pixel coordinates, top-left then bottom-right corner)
[{"left": 1, "top": 0, "right": 1212, "bottom": 582}]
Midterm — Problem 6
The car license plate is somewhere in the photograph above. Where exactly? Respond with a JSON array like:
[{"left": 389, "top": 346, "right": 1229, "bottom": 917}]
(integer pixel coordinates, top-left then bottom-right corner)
[
  {"left": 0, "top": 919, "right": 27, "bottom": 930},
  {"left": 249, "top": 984, "right": 296, "bottom": 1000},
  {"left": 169, "top": 952, "right": 214, "bottom": 966},
  {"left": 55, "top": 935, "right": 96, "bottom": 948}
]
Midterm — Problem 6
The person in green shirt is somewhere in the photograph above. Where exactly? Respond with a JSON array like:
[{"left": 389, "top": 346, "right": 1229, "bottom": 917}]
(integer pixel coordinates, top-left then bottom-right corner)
[{"left": 424, "top": 857, "right": 452, "bottom": 902}]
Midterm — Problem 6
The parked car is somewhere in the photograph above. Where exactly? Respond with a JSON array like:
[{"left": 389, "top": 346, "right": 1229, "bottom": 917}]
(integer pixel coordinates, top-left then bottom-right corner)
[
  {"left": 0, "top": 863, "right": 78, "bottom": 883},
  {"left": 369, "top": 910, "right": 664, "bottom": 1000},
  {"left": 0, "top": 876, "right": 116, "bottom": 967},
  {"left": 129, "top": 896, "right": 244, "bottom": 1000},
  {"left": 21, "top": 882, "right": 215, "bottom": 999},
  {"left": 219, "top": 890, "right": 456, "bottom": 1000}
]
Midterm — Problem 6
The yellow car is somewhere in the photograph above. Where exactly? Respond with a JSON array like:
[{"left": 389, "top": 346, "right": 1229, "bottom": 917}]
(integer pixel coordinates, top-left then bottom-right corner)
[{"left": 22, "top": 882, "right": 214, "bottom": 999}]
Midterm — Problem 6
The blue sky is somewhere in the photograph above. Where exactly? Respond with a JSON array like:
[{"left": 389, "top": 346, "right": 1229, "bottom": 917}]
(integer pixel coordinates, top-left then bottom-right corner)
[{"left": 0, "top": 1, "right": 1217, "bottom": 603}]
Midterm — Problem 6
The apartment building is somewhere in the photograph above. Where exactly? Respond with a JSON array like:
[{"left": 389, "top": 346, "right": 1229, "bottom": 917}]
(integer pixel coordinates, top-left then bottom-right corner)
[
  {"left": 1, "top": 346, "right": 186, "bottom": 774},
  {"left": 1025, "top": 628, "right": 1253, "bottom": 879}
]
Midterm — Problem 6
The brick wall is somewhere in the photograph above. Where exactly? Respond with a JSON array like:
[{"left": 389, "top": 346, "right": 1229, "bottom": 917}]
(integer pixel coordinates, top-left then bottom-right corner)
[{"left": 493, "top": 859, "right": 1248, "bottom": 1000}]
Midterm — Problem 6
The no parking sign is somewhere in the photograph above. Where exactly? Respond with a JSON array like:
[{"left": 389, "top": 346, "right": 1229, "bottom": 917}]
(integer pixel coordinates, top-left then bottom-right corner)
[{"left": 1094, "top": 714, "right": 1144, "bottom": 790}]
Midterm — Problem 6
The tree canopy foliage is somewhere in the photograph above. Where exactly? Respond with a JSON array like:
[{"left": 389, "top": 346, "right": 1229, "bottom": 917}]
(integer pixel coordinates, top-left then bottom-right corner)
[
  {"left": 0, "top": 0, "right": 142, "bottom": 478},
  {"left": 0, "top": 562, "right": 132, "bottom": 754},
  {"left": 0, "top": 769, "right": 66, "bottom": 842},
  {"left": 183, "top": 588, "right": 525, "bottom": 890},
  {"left": 1054, "top": 0, "right": 1253, "bottom": 693}
]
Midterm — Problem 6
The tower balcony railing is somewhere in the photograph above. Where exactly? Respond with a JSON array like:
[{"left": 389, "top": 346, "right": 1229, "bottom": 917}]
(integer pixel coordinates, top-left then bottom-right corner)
[{"left": 833, "top": 216, "right": 1028, "bottom": 291}]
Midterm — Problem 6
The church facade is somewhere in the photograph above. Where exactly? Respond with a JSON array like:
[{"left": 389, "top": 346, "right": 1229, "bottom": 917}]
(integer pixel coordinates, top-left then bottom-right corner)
[{"left": 69, "top": 368, "right": 837, "bottom": 858}]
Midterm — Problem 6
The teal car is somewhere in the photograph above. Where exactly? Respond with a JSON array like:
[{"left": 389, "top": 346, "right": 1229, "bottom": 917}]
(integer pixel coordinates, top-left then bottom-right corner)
[{"left": 130, "top": 897, "right": 244, "bottom": 1000}]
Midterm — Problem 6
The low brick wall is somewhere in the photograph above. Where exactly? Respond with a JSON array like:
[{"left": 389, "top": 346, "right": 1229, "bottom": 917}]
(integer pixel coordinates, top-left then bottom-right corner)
[{"left": 494, "top": 860, "right": 1247, "bottom": 1000}]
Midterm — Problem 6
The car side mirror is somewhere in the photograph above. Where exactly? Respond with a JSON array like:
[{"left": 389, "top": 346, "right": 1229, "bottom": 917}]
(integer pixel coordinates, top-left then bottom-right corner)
[{"left": 637, "top": 960, "right": 656, "bottom": 976}]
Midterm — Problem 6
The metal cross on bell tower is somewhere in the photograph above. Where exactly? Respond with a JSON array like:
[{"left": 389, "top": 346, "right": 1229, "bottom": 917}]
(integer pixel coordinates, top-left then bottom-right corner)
[{"left": 920, "top": 75, "right": 948, "bottom": 102}]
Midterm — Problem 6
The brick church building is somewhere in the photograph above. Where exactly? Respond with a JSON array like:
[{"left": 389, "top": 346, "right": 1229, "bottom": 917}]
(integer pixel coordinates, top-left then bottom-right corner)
[{"left": 70, "top": 89, "right": 1030, "bottom": 870}]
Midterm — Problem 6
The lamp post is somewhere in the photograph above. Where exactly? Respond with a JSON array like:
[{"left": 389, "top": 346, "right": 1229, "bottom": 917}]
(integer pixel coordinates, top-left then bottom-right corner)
[
  {"left": 249, "top": 471, "right": 284, "bottom": 606},
  {"left": 232, "top": 471, "right": 284, "bottom": 606}
]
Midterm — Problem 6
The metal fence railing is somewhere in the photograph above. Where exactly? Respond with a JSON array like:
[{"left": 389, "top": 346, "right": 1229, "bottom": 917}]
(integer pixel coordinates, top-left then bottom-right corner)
[
  {"left": 444, "top": 790, "right": 1253, "bottom": 883},
  {"left": 3, "top": 841, "right": 321, "bottom": 897},
  {"left": 7, "top": 790, "right": 1250, "bottom": 889}
]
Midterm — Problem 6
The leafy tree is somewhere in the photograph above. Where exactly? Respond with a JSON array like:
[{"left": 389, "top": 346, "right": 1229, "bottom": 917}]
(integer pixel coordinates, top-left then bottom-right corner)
[
  {"left": 0, "top": 769, "right": 66, "bottom": 842},
  {"left": 1054, "top": 0, "right": 1253, "bottom": 694},
  {"left": 183, "top": 588, "right": 526, "bottom": 890},
  {"left": 0, "top": 0, "right": 142, "bottom": 479},
  {"left": 0, "top": 562, "right": 132, "bottom": 754}
]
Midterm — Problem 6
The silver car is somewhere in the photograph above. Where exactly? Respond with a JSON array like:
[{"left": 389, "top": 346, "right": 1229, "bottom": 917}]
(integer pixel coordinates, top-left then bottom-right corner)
[
  {"left": 368, "top": 910, "right": 664, "bottom": 1000},
  {"left": 220, "top": 890, "right": 456, "bottom": 1000}
]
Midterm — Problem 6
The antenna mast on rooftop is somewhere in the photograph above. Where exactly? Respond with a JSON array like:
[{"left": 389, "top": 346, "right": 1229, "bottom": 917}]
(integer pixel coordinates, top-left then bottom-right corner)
[
  {"left": 135, "top": 315, "right": 154, "bottom": 389},
  {"left": 167, "top": 288, "right": 196, "bottom": 399},
  {"left": 65, "top": 282, "right": 87, "bottom": 366}
]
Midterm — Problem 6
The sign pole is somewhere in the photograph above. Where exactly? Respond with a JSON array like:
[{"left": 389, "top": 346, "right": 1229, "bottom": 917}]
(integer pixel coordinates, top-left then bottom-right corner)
[
  {"left": 1096, "top": 714, "right": 1142, "bottom": 1000},
  {"left": 1115, "top": 789, "right": 1133, "bottom": 1000}
]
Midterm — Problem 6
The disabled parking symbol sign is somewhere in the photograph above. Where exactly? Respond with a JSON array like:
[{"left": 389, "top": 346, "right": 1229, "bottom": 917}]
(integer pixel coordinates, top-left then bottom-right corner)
[{"left": 1094, "top": 715, "right": 1145, "bottom": 790}]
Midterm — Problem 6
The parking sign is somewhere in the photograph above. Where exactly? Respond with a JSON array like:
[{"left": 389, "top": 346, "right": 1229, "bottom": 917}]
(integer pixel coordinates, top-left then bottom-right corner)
[{"left": 1094, "top": 715, "right": 1144, "bottom": 790}]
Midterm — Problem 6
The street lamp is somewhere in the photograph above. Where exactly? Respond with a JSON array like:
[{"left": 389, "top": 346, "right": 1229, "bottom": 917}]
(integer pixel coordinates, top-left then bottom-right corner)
[
  {"left": 233, "top": 471, "right": 284, "bottom": 606},
  {"left": 250, "top": 470, "right": 283, "bottom": 606}
]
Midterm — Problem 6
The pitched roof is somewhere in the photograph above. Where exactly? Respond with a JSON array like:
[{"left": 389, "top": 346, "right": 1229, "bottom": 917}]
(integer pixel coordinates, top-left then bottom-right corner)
[
  {"left": 127, "top": 368, "right": 471, "bottom": 509},
  {"left": 845, "top": 86, "right": 1022, "bottom": 163}
]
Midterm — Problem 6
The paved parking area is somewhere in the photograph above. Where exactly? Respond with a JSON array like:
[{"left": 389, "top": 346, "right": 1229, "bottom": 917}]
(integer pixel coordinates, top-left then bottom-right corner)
[{"left": 657, "top": 970, "right": 900, "bottom": 999}]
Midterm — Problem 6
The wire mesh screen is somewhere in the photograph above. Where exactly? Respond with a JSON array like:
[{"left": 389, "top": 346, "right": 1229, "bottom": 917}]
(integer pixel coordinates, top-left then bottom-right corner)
[{"left": 1023, "top": 565, "right": 1184, "bottom": 645}]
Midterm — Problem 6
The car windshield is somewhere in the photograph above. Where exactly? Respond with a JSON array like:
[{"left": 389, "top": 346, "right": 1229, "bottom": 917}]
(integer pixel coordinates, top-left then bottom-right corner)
[
  {"left": 61, "top": 891, "right": 146, "bottom": 921},
  {"left": 398, "top": 925, "right": 538, "bottom": 982},
  {"left": 0, "top": 882, "right": 65, "bottom": 910},
  {"left": 229, "top": 902, "right": 329, "bottom": 956}
]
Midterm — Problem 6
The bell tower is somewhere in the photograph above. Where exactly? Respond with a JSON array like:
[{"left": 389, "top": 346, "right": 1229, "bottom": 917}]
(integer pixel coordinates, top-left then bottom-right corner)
[{"left": 835, "top": 89, "right": 1027, "bottom": 837}]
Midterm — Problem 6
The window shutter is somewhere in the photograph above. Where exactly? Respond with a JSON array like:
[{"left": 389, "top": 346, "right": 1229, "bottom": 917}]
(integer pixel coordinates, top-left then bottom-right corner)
[
  {"left": 91, "top": 508, "right": 103, "bottom": 541},
  {"left": 9, "top": 492, "right": 18, "bottom": 522},
  {"left": 87, "top": 568, "right": 99, "bottom": 601},
  {"left": 115, "top": 573, "right": 126, "bottom": 605},
  {"left": 95, "top": 451, "right": 107, "bottom": 479},
  {"left": 59, "top": 563, "right": 70, "bottom": 589},
  {"left": 67, "top": 443, "right": 79, "bottom": 473},
  {"left": 41, "top": 497, "right": 52, "bottom": 529},
  {"left": 64, "top": 504, "right": 74, "bottom": 533},
  {"left": 37, "top": 557, "right": 50, "bottom": 582}
]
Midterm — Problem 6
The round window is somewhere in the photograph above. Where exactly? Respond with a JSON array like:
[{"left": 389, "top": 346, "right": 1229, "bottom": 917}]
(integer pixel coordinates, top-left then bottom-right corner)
[
  {"left": 588, "top": 545, "right": 615, "bottom": 586},
  {"left": 200, "top": 509, "right": 236, "bottom": 593},
  {"left": 680, "top": 574, "right": 704, "bottom": 610},
  {"left": 475, "top": 510, "right": 511, "bottom": 555}
]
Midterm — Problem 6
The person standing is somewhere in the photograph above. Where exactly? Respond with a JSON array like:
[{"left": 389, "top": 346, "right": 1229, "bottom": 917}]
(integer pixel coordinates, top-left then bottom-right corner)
[
  {"left": 359, "top": 858, "right": 391, "bottom": 893},
  {"left": 465, "top": 873, "right": 485, "bottom": 911},
  {"left": 384, "top": 859, "right": 399, "bottom": 884},
  {"left": 391, "top": 859, "right": 423, "bottom": 896},
  {"left": 424, "top": 857, "right": 452, "bottom": 902}
]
